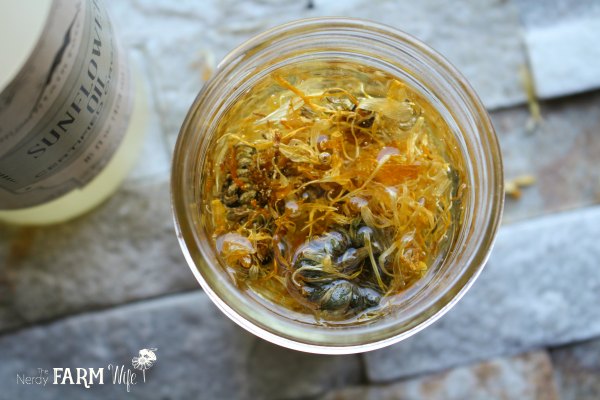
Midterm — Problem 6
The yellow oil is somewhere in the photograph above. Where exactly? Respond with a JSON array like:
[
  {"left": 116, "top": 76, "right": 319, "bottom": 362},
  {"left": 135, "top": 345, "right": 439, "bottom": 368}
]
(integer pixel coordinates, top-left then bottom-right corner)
[{"left": 203, "top": 60, "right": 466, "bottom": 322}]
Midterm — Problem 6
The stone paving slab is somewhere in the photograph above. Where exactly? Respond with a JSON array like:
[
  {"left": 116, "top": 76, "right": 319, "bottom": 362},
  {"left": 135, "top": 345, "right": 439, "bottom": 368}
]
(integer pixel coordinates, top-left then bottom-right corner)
[
  {"left": 550, "top": 338, "right": 600, "bottom": 400},
  {"left": 320, "top": 351, "right": 558, "bottom": 400},
  {"left": 0, "top": 292, "right": 361, "bottom": 400},
  {"left": 1, "top": 4, "right": 598, "bottom": 398},
  {"left": 107, "top": 0, "right": 527, "bottom": 152},
  {"left": 513, "top": 0, "right": 600, "bottom": 27},
  {"left": 364, "top": 205, "right": 600, "bottom": 382},
  {"left": 492, "top": 90, "right": 600, "bottom": 223},
  {"left": 0, "top": 180, "right": 195, "bottom": 334},
  {"left": 513, "top": 0, "right": 600, "bottom": 98},
  {"left": 524, "top": 18, "right": 600, "bottom": 99}
]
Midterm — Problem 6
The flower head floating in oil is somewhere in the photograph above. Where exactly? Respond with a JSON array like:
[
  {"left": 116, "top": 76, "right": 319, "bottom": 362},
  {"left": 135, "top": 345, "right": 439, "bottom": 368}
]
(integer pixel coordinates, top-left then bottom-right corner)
[{"left": 205, "top": 61, "right": 466, "bottom": 323}]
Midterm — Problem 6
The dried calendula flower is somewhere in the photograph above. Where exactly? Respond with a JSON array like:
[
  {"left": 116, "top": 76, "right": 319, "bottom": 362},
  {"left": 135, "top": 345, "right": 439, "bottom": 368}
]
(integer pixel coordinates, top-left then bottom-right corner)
[
  {"left": 519, "top": 65, "right": 542, "bottom": 132},
  {"left": 204, "top": 60, "right": 466, "bottom": 322},
  {"left": 505, "top": 174, "right": 536, "bottom": 199}
]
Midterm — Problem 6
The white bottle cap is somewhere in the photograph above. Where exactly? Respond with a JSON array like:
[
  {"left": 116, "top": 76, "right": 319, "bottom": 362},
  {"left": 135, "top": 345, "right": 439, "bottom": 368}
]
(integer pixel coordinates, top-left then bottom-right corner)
[{"left": 0, "top": 1, "right": 52, "bottom": 92}]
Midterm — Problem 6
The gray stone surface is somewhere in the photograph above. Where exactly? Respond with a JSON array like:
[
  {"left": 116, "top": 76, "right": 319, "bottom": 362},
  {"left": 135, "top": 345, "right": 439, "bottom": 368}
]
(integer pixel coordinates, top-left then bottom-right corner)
[
  {"left": 124, "top": 49, "right": 172, "bottom": 184},
  {"left": 364, "top": 205, "right": 600, "bottom": 382},
  {"left": 321, "top": 351, "right": 558, "bottom": 400},
  {"left": 0, "top": 181, "right": 196, "bottom": 334},
  {"left": 3, "top": 3, "right": 600, "bottom": 398},
  {"left": 551, "top": 338, "right": 600, "bottom": 400},
  {"left": 513, "top": 0, "right": 600, "bottom": 28},
  {"left": 492, "top": 91, "right": 600, "bottom": 222},
  {"left": 513, "top": 0, "right": 600, "bottom": 98},
  {"left": 524, "top": 18, "right": 600, "bottom": 99},
  {"left": 107, "top": 0, "right": 527, "bottom": 152},
  {"left": 0, "top": 292, "right": 361, "bottom": 400}
]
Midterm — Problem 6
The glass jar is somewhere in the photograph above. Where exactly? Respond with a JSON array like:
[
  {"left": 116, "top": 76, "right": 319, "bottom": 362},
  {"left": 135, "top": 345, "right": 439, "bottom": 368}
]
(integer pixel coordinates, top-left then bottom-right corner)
[{"left": 172, "top": 18, "right": 503, "bottom": 354}]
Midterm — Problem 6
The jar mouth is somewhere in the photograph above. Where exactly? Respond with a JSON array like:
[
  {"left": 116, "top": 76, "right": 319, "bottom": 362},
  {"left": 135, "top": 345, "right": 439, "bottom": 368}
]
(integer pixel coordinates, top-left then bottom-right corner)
[{"left": 172, "top": 17, "right": 504, "bottom": 354}]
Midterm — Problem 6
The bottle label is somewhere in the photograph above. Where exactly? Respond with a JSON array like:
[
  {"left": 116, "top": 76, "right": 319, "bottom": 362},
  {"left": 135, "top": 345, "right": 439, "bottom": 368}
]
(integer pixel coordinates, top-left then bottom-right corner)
[{"left": 0, "top": 0, "right": 131, "bottom": 209}]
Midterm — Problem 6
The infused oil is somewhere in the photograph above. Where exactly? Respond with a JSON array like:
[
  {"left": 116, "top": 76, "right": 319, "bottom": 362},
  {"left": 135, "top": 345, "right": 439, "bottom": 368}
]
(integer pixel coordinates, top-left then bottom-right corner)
[{"left": 201, "top": 60, "right": 466, "bottom": 323}]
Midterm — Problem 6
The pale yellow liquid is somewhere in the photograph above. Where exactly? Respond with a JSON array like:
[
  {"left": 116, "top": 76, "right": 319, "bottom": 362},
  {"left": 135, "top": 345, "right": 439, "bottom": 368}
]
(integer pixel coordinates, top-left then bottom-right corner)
[{"left": 0, "top": 72, "right": 148, "bottom": 225}]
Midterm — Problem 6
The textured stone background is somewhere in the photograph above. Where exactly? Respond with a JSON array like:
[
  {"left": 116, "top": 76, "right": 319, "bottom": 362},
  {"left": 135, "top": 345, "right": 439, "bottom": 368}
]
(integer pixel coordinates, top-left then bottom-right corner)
[{"left": 1, "top": 0, "right": 600, "bottom": 399}]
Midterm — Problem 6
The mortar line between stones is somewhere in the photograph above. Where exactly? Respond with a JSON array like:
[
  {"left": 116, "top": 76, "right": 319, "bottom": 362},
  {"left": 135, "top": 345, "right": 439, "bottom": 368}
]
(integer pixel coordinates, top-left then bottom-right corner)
[{"left": 0, "top": 287, "right": 202, "bottom": 339}]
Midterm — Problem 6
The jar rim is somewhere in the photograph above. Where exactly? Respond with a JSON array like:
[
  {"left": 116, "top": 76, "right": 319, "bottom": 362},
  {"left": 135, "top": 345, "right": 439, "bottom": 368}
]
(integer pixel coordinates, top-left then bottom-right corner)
[{"left": 172, "top": 17, "right": 504, "bottom": 354}]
